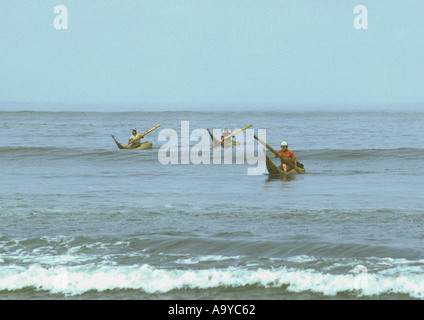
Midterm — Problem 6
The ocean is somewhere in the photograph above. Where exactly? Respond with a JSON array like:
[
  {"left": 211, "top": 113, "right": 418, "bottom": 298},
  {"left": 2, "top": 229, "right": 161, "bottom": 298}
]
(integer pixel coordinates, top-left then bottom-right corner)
[{"left": 1, "top": 109, "right": 424, "bottom": 301}]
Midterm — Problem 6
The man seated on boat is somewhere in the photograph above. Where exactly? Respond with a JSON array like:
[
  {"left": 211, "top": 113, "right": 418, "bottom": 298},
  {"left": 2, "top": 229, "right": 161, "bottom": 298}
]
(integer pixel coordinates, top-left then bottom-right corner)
[
  {"left": 222, "top": 128, "right": 231, "bottom": 138},
  {"left": 220, "top": 135, "right": 233, "bottom": 147},
  {"left": 276, "top": 141, "right": 298, "bottom": 172},
  {"left": 127, "top": 129, "right": 143, "bottom": 149},
  {"left": 220, "top": 128, "right": 233, "bottom": 147}
]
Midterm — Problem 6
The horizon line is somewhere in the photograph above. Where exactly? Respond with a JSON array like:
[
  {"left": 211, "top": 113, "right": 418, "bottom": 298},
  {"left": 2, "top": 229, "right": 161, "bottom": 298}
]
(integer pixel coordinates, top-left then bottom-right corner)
[{"left": 1, "top": 100, "right": 423, "bottom": 113}]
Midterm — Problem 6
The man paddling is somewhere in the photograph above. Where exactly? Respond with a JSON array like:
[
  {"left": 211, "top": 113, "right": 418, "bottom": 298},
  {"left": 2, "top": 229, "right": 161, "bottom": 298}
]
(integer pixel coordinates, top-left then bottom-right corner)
[
  {"left": 220, "top": 128, "right": 233, "bottom": 147},
  {"left": 126, "top": 129, "right": 143, "bottom": 149},
  {"left": 277, "top": 141, "right": 298, "bottom": 172}
]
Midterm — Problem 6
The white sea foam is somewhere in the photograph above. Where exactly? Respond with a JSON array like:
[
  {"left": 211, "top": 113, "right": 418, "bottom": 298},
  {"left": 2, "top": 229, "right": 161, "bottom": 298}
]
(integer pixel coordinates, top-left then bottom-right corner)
[
  {"left": 176, "top": 255, "right": 241, "bottom": 265},
  {"left": 1, "top": 264, "right": 424, "bottom": 298}
]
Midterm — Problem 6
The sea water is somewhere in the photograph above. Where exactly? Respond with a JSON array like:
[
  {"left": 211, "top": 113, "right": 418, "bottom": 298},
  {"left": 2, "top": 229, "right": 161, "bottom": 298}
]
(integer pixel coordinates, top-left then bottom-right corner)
[{"left": 1, "top": 110, "right": 424, "bottom": 299}]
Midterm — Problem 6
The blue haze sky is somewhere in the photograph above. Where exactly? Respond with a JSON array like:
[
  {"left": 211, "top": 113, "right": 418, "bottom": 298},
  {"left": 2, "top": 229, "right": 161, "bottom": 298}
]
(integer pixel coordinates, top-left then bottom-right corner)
[{"left": 0, "top": 0, "right": 423, "bottom": 111}]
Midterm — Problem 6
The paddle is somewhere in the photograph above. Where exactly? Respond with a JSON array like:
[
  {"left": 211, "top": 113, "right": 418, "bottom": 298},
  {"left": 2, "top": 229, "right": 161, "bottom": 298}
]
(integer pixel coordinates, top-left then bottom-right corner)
[
  {"left": 126, "top": 124, "right": 161, "bottom": 145},
  {"left": 254, "top": 135, "right": 303, "bottom": 173},
  {"left": 208, "top": 125, "right": 252, "bottom": 146},
  {"left": 124, "top": 124, "right": 161, "bottom": 148},
  {"left": 222, "top": 124, "right": 253, "bottom": 141}
]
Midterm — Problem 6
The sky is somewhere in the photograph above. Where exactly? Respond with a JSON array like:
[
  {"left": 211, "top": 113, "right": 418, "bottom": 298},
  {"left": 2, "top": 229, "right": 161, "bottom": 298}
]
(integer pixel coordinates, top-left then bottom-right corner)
[{"left": 0, "top": 0, "right": 423, "bottom": 111}]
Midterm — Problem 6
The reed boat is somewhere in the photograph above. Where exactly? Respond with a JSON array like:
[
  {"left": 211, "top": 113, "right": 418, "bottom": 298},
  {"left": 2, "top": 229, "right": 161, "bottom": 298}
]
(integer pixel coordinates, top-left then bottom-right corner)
[
  {"left": 111, "top": 135, "right": 153, "bottom": 150},
  {"left": 207, "top": 129, "right": 240, "bottom": 147},
  {"left": 111, "top": 125, "right": 160, "bottom": 150},
  {"left": 265, "top": 152, "right": 305, "bottom": 175}
]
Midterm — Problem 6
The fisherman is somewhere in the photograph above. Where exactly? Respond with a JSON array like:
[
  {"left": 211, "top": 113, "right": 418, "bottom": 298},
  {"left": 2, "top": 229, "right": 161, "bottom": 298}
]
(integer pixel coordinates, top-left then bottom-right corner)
[
  {"left": 220, "top": 128, "right": 233, "bottom": 147},
  {"left": 276, "top": 141, "right": 298, "bottom": 172},
  {"left": 126, "top": 129, "right": 143, "bottom": 149},
  {"left": 221, "top": 128, "right": 232, "bottom": 139}
]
